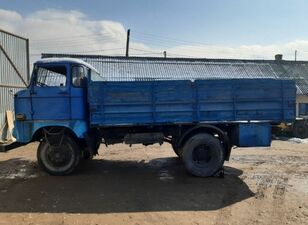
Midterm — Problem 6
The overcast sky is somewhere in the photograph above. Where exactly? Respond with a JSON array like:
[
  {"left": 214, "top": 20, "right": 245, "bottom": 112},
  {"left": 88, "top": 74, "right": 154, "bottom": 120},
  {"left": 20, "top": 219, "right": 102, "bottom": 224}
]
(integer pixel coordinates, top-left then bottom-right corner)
[{"left": 1, "top": 0, "right": 308, "bottom": 62}]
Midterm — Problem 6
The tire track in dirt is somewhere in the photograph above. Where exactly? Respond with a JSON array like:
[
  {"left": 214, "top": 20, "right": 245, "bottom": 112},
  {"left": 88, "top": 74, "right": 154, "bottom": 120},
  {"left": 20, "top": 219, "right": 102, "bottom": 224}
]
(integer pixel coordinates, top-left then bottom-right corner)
[
  {"left": 227, "top": 153, "right": 295, "bottom": 224},
  {"left": 270, "top": 176, "right": 289, "bottom": 224}
]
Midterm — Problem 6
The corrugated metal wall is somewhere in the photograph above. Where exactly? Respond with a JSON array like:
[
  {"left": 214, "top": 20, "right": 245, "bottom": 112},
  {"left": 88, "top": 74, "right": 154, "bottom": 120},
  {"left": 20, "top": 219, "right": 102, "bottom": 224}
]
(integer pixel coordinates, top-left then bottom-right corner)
[
  {"left": 41, "top": 53, "right": 279, "bottom": 81},
  {"left": 41, "top": 53, "right": 308, "bottom": 95},
  {"left": 0, "top": 29, "right": 29, "bottom": 143}
]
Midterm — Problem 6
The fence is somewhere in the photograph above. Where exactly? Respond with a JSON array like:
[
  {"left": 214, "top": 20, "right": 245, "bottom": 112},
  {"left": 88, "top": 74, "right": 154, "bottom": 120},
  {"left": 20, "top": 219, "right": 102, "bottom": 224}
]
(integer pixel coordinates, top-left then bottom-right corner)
[{"left": 0, "top": 29, "right": 29, "bottom": 143}]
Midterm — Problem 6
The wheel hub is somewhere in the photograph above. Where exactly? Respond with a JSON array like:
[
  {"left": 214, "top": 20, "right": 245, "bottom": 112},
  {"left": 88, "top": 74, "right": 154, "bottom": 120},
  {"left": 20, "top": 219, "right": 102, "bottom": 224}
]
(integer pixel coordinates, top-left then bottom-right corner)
[
  {"left": 46, "top": 145, "right": 72, "bottom": 167},
  {"left": 193, "top": 145, "right": 212, "bottom": 164}
]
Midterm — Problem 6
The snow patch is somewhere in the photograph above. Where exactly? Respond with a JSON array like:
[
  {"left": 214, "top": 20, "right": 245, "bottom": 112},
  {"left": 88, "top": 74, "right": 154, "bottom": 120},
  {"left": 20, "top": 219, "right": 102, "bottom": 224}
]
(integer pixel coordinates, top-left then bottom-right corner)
[{"left": 287, "top": 138, "right": 308, "bottom": 144}]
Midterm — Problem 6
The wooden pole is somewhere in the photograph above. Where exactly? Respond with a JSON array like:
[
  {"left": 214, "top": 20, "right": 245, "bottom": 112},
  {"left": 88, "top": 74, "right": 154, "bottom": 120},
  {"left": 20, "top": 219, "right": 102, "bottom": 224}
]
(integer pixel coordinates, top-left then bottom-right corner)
[{"left": 126, "top": 29, "right": 130, "bottom": 57}]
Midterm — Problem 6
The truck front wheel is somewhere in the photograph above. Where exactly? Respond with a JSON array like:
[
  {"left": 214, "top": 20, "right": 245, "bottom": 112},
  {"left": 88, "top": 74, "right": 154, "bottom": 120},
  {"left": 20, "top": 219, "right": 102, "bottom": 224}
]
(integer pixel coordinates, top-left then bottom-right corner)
[
  {"left": 37, "top": 135, "right": 81, "bottom": 175},
  {"left": 182, "top": 133, "right": 224, "bottom": 177}
]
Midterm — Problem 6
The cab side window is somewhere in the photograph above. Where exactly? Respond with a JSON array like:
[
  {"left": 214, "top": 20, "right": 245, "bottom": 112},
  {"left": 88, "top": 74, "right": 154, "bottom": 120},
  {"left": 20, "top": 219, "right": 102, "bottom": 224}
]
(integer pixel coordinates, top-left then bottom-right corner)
[
  {"left": 35, "top": 66, "right": 67, "bottom": 87},
  {"left": 72, "top": 66, "right": 87, "bottom": 87}
]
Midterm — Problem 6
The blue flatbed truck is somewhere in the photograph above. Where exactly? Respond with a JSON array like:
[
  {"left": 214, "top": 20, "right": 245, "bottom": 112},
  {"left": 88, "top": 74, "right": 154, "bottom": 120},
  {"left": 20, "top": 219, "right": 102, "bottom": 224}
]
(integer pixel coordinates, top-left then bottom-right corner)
[{"left": 13, "top": 58, "right": 296, "bottom": 177}]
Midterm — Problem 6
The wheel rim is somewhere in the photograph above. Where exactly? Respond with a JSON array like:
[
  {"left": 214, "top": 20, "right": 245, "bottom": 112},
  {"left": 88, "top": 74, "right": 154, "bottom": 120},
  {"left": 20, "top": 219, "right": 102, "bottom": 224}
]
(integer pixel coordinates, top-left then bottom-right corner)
[
  {"left": 192, "top": 144, "right": 219, "bottom": 168},
  {"left": 42, "top": 142, "right": 75, "bottom": 172},
  {"left": 46, "top": 146, "right": 73, "bottom": 167}
]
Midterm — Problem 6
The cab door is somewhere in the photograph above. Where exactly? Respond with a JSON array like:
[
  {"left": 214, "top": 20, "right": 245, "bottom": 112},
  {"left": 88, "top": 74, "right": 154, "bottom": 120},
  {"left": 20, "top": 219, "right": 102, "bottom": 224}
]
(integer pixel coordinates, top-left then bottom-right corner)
[
  {"left": 70, "top": 65, "right": 88, "bottom": 120},
  {"left": 31, "top": 64, "right": 71, "bottom": 120}
]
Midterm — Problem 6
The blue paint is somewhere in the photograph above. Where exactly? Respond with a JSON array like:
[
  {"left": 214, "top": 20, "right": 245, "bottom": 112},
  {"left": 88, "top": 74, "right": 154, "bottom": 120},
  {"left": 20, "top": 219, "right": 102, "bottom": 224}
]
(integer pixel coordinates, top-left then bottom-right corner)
[
  {"left": 88, "top": 79, "right": 296, "bottom": 126},
  {"left": 299, "top": 103, "right": 308, "bottom": 116},
  {"left": 233, "top": 123, "right": 271, "bottom": 147},
  {"left": 13, "top": 120, "right": 88, "bottom": 143},
  {"left": 14, "top": 60, "right": 90, "bottom": 143}
]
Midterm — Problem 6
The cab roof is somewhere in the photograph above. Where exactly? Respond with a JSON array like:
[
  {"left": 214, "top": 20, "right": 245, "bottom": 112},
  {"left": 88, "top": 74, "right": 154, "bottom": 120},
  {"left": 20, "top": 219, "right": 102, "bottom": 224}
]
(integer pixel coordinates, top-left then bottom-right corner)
[{"left": 35, "top": 57, "right": 99, "bottom": 74}]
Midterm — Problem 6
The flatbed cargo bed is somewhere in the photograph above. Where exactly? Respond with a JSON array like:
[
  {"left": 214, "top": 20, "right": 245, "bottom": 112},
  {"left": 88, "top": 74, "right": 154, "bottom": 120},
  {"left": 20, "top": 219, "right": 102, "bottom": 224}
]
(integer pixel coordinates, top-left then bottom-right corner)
[{"left": 88, "top": 79, "right": 296, "bottom": 127}]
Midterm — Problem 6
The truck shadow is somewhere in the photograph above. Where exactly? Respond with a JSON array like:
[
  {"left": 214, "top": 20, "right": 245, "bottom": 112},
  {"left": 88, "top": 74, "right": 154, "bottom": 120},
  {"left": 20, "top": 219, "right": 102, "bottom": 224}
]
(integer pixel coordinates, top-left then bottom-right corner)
[{"left": 0, "top": 157, "right": 254, "bottom": 213}]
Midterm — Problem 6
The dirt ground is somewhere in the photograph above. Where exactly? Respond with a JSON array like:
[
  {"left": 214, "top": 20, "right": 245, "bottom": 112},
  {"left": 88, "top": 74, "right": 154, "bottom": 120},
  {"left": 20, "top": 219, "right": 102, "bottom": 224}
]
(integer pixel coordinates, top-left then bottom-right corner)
[{"left": 0, "top": 140, "right": 307, "bottom": 225}]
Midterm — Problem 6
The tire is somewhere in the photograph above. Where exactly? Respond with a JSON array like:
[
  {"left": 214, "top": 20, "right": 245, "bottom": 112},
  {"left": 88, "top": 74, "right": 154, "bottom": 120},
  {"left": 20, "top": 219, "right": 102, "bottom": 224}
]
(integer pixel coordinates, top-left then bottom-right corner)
[
  {"left": 293, "top": 120, "right": 308, "bottom": 139},
  {"left": 182, "top": 133, "right": 225, "bottom": 177},
  {"left": 37, "top": 135, "right": 81, "bottom": 175}
]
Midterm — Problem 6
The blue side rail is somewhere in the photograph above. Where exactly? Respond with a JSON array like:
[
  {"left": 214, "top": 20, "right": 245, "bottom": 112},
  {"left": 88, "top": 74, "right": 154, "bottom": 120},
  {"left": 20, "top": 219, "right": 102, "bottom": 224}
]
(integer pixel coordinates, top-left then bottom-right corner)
[{"left": 88, "top": 79, "right": 296, "bottom": 127}]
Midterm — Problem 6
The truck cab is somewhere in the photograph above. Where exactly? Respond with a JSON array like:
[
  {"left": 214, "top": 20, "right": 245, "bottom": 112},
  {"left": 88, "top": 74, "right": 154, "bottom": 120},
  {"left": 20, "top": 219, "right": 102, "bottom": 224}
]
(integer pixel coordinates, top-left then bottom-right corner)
[
  {"left": 14, "top": 58, "right": 100, "bottom": 143},
  {"left": 14, "top": 58, "right": 103, "bottom": 175}
]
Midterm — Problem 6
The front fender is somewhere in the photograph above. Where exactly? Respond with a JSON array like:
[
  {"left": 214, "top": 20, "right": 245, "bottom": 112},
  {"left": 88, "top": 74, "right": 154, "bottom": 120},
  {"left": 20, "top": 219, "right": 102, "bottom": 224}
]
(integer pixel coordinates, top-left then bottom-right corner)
[{"left": 13, "top": 120, "right": 88, "bottom": 143}]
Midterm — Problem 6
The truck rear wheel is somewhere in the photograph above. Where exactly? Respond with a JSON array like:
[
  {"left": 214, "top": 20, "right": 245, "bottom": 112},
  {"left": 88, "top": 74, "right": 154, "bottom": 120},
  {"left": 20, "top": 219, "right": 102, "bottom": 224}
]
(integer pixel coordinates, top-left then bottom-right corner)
[
  {"left": 37, "top": 135, "right": 81, "bottom": 175},
  {"left": 182, "top": 133, "right": 224, "bottom": 177}
]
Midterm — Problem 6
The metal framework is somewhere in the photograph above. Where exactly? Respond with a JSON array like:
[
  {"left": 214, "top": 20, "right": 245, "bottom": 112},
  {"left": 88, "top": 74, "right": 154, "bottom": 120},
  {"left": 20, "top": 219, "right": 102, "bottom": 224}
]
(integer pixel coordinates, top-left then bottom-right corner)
[{"left": 0, "top": 29, "right": 29, "bottom": 143}]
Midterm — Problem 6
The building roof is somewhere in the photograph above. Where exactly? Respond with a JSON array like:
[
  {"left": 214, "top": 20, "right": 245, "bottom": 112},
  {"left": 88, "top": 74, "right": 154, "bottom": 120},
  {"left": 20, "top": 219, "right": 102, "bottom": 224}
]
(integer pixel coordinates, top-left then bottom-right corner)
[{"left": 41, "top": 54, "right": 308, "bottom": 95}]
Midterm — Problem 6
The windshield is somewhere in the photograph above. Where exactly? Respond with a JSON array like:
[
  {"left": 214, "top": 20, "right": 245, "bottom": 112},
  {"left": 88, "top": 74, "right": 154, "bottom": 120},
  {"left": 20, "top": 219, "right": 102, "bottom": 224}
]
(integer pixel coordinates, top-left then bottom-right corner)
[
  {"left": 32, "top": 64, "right": 67, "bottom": 87},
  {"left": 90, "top": 69, "right": 105, "bottom": 81}
]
